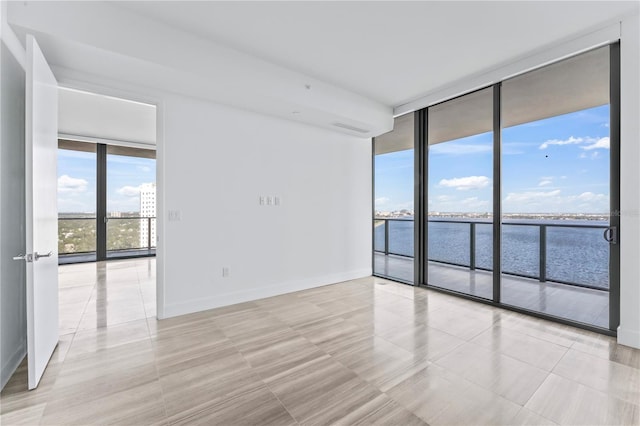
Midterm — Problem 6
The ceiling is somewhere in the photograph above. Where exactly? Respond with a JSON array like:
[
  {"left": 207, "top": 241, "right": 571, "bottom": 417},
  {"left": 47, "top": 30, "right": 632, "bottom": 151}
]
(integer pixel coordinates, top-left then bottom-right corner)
[
  {"left": 8, "top": 1, "right": 638, "bottom": 139},
  {"left": 58, "top": 88, "right": 156, "bottom": 146},
  {"left": 113, "top": 1, "right": 638, "bottom": 107}
]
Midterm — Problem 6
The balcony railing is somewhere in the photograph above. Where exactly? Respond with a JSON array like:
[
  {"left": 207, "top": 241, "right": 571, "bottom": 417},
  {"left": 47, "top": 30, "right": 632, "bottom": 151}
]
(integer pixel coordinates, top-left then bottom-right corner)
[
  {"left": 59, "top": 216, "right": 156, "bottom": 255},
  {"left": 374, "top": 218, "right": 610, "bottom": 290}
]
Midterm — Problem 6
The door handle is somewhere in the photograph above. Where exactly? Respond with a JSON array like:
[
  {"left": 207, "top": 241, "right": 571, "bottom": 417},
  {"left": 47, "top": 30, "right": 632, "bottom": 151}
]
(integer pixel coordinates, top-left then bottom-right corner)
[
  {"left": 34, "top": 251, "right": 53, "bottom": 261},
  {"left": 13, "top": 254, "right": 34, "bottom": 262},
  {"left": 603, "top": 227, "right": 617, "bottom": 244}
]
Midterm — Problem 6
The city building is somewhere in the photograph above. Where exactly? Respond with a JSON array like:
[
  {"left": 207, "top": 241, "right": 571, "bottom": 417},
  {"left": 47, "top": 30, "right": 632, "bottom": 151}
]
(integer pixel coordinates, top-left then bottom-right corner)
[
  {"left": 138, "top": 182, "right": 156, "bottom": 249},
  {"left": 1, "top": 2, "right": 639, "bottom": 425}
]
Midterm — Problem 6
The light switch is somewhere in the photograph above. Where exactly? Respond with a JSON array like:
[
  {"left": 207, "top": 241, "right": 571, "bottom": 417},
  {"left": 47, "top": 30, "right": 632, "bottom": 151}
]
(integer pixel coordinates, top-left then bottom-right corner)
[
  {"left": 259, "top": 196, "right": 265, "bottom": 205},
  {"left": 267, "top": 196, "right": 273, "bottom": 205},
  {"left": 168, "top": 210, "right": 181, "bottom": 221},
  {"left": 274, "top": 196, "right": 280, "bottom": 206}
]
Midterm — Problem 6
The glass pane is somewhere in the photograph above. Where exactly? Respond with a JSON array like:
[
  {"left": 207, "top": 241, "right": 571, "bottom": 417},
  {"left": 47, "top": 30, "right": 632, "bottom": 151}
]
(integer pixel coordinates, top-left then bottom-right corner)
[
  {"left": 546, "top": 226, "right": 609, "bottom": 288},
  {"left": 427, "top": 87, "right": 493, "bottom": 299},
  {"left": 373, "top": 219, "right": 386, "bottom": 252},
  {"left": 501, "top": 46, "right": 610, "bottom": 329},
  {"left": 106, "top": 145, "right": 156, "bottom": 257},
  {"left": 57, "top": 141, "right": 97, "bottom": 262},
  {"left": 428, "top": 221, "right": 470, "bottom": 266},
  {"left": 501, "top": 224, "right": 539, "bottom": 278},
  {"left": 373, "top": 113, "right": 414, "bottom": 284},
  {"left": 388, "top": 219, "right": 414, "bottom": 257}
]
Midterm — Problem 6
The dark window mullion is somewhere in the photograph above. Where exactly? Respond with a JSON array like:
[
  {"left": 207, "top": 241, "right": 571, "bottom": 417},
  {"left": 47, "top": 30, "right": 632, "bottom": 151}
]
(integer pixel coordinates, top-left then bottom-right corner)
[
  {"left": 414, "top": 108, "right": 427, "bottom": 286},
  {"left": 609, "top": 42, "right": 621, "bottom": 332},
  {"left": 493, "top": 83, "right": 502, "bottom": 303},
  {"left": 96, "top": 143, "right": 107, "bottom": 260}
]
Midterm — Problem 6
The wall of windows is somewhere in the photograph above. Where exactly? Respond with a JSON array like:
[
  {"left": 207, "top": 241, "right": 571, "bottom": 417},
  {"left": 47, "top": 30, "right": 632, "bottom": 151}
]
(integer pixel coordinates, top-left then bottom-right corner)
[
  {"left": 57, "top": 140, "right": 156, "bottom": 263},
  {"left": 373, "top": 44, "right": 619, "bottom": 333}
]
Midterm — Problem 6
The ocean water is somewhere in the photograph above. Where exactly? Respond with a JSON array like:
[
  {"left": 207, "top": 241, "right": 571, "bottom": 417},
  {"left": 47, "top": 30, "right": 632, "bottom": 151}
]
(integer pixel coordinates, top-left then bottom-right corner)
[{"left": 374, "top": 218, "right": 610, "bottom": 288}]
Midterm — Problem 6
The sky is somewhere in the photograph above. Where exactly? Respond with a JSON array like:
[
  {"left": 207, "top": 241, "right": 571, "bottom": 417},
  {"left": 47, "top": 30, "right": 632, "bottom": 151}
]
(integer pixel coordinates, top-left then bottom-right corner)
[
  {"left": 375, "top": 104, "right": 611, "bottom": 214},
  {"left": 57, "top": 150, "right": 156, "bottom": 214}
]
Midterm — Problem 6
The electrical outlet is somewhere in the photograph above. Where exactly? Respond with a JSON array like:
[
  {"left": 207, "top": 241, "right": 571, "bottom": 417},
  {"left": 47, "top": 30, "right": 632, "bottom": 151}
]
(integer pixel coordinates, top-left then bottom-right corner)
[{"left": 168, "top": 210, "right": 181, "bottom": 221}]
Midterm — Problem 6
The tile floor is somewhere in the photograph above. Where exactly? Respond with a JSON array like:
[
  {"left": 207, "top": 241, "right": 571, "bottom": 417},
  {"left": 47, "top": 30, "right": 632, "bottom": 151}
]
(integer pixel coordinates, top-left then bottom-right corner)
[{"left": 1, "top": 258, "right": 639, "bottom": 425}]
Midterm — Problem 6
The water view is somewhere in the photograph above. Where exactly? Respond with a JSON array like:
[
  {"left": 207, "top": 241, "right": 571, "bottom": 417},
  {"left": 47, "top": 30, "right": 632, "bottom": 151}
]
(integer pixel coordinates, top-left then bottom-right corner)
[{"left": 374, "top": 217, "right": 609, "bottom": 289}]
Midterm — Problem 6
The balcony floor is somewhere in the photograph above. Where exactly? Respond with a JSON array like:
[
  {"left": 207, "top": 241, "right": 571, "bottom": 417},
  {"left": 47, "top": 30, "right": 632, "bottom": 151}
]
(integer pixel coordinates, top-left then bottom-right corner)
[
  {"left": 59, "top": 248, "right": 156, "bottom": 264},
  {"left": 374, "top": 253, "right": 609, "bottom": 329}
]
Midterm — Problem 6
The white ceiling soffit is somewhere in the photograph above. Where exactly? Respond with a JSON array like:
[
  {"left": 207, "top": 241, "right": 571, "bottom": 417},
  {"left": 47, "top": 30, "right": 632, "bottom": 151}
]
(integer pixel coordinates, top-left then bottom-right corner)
[
  {"left": 375, "top": 46, "right": 609, "bottom": 154},
  {"left": 7, "top": 1, "right": 392, "bottom": 138},
  {"left": 112, "top": 0, "right": 637, "bottom": 108},
  {"left": 59, "top": 87, "right": 156, "bottom": 146}
]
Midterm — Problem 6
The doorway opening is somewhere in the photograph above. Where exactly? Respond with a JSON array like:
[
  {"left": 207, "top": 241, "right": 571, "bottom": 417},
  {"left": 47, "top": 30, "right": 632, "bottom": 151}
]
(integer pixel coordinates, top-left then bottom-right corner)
[{"left": 56, "top": 87, "right": 159, "bottom": 335}]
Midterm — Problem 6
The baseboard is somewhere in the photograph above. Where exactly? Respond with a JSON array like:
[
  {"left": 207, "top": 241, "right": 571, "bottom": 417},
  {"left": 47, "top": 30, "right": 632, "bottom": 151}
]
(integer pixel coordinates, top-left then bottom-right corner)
[
  {"left": 162, "top": 269, "right": 371, "bottom": 319},
  {"left": 618, "top": 325, "right": 640, "bottom": 349},
  {"left": 1, "top": 340, "right": 26, "bottom": 391}
]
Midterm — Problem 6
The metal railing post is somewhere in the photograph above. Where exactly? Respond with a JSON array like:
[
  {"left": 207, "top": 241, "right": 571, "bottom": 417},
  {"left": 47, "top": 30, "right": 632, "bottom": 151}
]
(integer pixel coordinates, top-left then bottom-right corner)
[
  {"left": 384, "top": 219, "right": 390, "bottom": 255},
  {"left": 470, "top": 222, "right": 476, "bottom": 270},
  {"left": 539, "top": 224, "right": 546, "bottom": 282},
  {"left": 147, "top": 217, "right": 152, "bottom": 250}
]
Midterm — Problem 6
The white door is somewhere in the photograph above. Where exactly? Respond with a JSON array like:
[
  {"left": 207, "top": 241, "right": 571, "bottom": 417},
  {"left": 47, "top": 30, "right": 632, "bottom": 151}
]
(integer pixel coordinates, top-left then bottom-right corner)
[{"left": 21, "top": 34, "right": 59, "bottom": 390}]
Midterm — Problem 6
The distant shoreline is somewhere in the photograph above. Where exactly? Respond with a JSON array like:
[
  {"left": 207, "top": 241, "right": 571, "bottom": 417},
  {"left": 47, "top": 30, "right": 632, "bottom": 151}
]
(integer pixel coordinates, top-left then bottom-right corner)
[{"left": 376, "top": 212, "right": 610, "bottom": 221}]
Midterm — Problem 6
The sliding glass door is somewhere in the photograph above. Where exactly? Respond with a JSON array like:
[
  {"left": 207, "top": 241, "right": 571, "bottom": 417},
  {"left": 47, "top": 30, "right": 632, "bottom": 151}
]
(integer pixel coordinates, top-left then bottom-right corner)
[
  {"left": 427, "top": 88, "right": 494, "bottom": 299},
  {"left": 500, "top": 45, "right": 617, "bottom": 329},
  {"left": 373, "top": 114, "right": 415, "bottom": 284},
  {"left": 106, "top": 145, "right": 156, "bottom": 259}
]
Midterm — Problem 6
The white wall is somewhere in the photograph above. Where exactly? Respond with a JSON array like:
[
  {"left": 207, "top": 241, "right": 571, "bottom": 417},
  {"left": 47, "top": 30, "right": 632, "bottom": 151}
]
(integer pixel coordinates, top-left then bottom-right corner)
[
  {"left": 160, "top": 94, "right": 372, "bottom": 317},
  {"left": 618, "top": 13, "right": 640, "bottom": 348}
]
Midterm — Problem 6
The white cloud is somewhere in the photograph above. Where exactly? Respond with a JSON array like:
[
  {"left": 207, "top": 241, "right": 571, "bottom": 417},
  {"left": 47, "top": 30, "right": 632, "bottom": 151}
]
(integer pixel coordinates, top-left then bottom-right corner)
[
  {"left": 117, "top": 182, "right": 154, "bottom": 197},
  {"left": 58, "top": 175, "right": 88, "bottom": 193},
  {"left": 539, "top": 136, "right": 583, "bottom": 150},
  {"left": 581, "top": 137, "right": 609, "bottom": 150},
  {"left": 576, "top": 192, "right": 607, "bottom": 202},
  {"left": 538, "top": 179, "right": 553, "bottom": 187},
  {"left": 540, "top": 136, "right": 610, "bottom": 151},
  {"left": 429, "top": 144, "right": 492, "bottom": 155},
  {"left": 591, "top": 151, "right": 600, "bottom": 159},
  {"left": 439, "top": 176, "right": 490, "bottom": 191}
]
